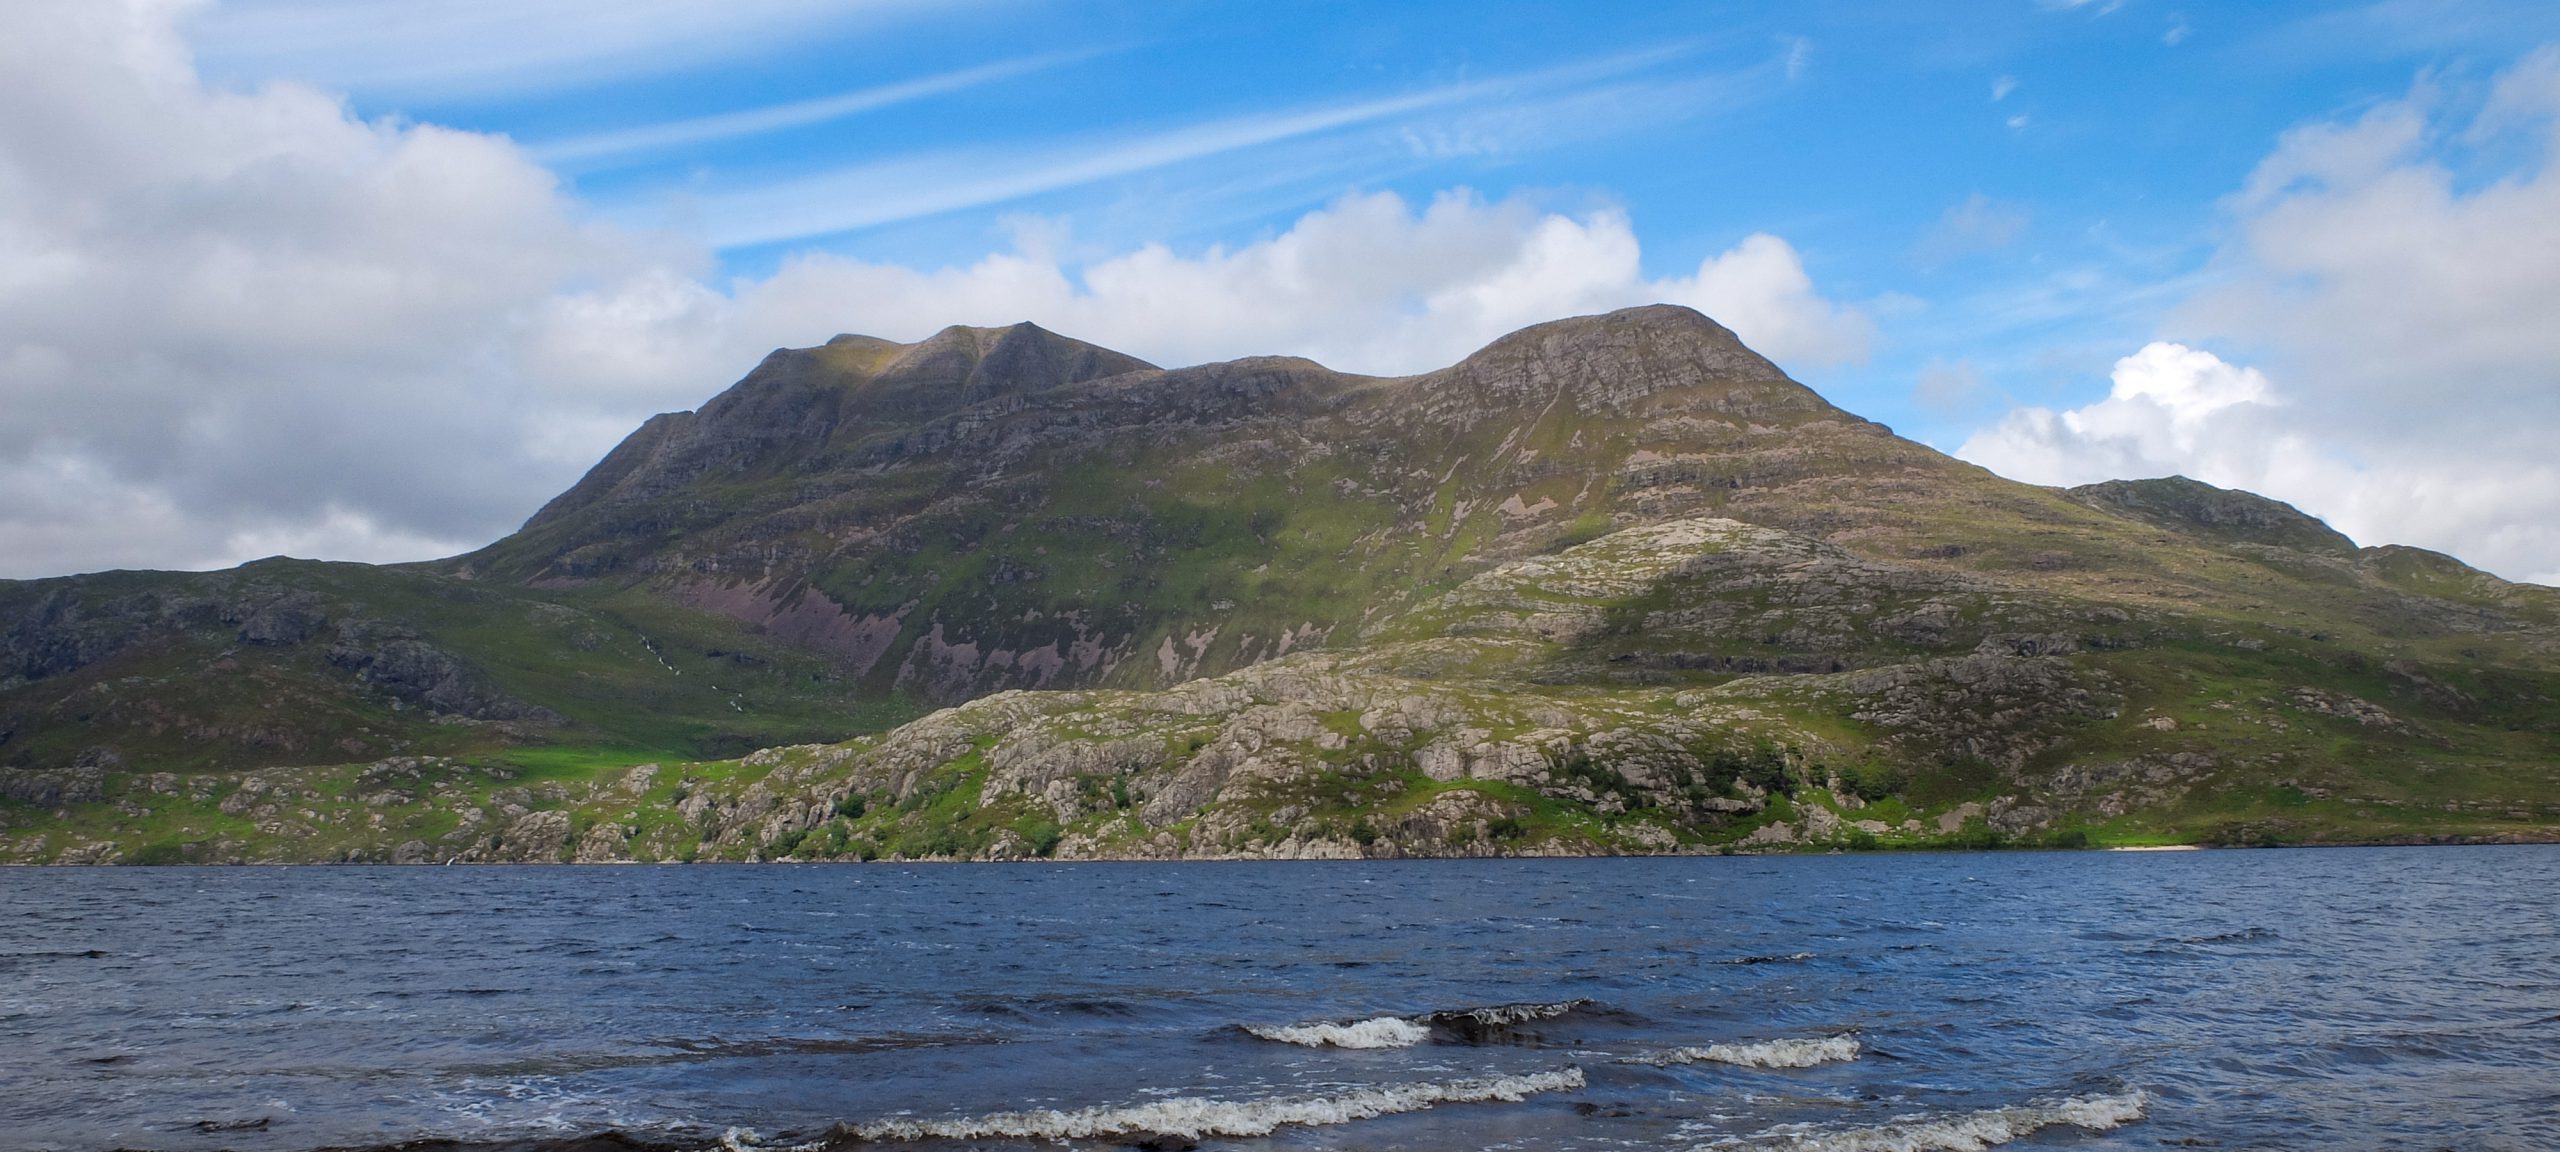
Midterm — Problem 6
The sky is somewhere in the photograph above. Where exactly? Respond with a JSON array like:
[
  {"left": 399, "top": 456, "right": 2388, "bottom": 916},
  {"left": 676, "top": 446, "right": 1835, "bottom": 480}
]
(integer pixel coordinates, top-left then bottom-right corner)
[{"left": 6, "top": 1, "right": 2560, "bottom": 584}]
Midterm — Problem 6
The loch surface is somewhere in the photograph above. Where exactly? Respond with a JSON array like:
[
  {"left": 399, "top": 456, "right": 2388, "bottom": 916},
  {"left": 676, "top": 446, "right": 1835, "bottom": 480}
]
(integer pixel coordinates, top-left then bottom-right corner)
[{"left": 4, "top": 847, "right": 2555, "bottom": 1151}]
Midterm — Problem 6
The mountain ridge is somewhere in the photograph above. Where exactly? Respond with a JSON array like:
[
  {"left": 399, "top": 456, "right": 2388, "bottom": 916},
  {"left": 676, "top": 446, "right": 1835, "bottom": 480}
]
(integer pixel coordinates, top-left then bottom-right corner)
[{"left": 3, "top": 305, "right": 2555, "bottom": 862}]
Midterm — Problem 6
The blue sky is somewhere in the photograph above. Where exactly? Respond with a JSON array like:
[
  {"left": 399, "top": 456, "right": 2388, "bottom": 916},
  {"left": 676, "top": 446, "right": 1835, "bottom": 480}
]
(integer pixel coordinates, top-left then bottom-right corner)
[
  {"left": 177, "top": 0, "right": 2554, "bottom": 444},
  {"left": 6, "top": 1, "right": 2560, "bottom": 580}
]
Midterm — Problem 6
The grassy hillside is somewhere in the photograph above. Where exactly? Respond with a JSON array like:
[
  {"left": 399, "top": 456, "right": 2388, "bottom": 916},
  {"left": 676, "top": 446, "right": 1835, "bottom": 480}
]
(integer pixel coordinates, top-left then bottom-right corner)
[{"left": 4, "top": 307, "right": 2555, "bottom": 861}]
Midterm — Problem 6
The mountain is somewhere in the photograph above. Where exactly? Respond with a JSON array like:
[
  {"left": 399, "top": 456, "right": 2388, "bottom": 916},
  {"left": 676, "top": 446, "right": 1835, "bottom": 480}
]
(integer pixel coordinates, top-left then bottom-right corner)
[{"left": 4, "top": 306, "right": 2556, "bottom": 863}]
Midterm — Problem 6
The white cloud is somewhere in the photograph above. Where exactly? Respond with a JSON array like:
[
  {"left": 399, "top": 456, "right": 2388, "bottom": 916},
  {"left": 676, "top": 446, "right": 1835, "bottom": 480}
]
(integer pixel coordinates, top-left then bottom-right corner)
[
  {"left": 0, "top": 2, "right": 1869, "bottom": 579},
  {"left": 0, "top": 0, "right": 707, "bottom": 577},
  {"left": 1962, "top": 48, "right": 2560, "bottom": 584},
  {"left": 529, "top": 53, "right": 1091, "bottom": 167},
  {"left": 1959, "top": 342, "right": 2307, "bottom": 488},
  {"left": 665, "top": 190, "right": 1873, "bottom": 379},
  {"left": 693, "top": 89, "right": 1499, "bottom": 250},
  {"left": 1660, "top": 233, "right": 1875, "bottom": 371},
  {"left": 685, "top": 44, "right": 1705, "bottom": 249}
]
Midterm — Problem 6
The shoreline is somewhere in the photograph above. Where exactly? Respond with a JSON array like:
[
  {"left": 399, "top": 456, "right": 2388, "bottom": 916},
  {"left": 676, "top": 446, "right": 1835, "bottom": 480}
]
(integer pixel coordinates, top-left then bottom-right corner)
[{"left": 11, "top": 837, "right": 2560, "bottom": 867}]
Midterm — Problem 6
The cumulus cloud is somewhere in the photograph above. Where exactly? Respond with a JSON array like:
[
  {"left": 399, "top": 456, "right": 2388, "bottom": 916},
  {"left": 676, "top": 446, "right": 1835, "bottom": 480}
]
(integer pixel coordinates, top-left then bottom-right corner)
[
  {"left": 0, "top": 0, "right": 1870, "bottom": 580},
  {"left": 0, "top": 0, "right": 702, "bottom": 576},
  {"left": 1963, "top": 48, "right": 2560, "bottom": 584},
  {"left": 691, "top": 193, "right": 1871, "bottom": 377},
  {"left": 1960, "top": 342, "right": 2319, "bottom": 492},
  {"left": 611, "top": 190, "right": 1872, "bottom": 388}
]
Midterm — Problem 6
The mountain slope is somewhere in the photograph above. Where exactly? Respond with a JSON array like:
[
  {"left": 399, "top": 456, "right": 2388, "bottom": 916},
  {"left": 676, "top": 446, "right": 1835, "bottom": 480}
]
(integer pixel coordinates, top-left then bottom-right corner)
[{"left": 3, "top": 306, "right": 2555, "bottom": 862}]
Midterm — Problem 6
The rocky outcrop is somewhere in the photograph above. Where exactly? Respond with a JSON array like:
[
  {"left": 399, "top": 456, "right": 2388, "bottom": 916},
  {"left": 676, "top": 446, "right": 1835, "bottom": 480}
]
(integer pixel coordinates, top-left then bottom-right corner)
[
  {"left": 2069, "top": 476, "right": 2358, "bottom": 556},
  {"left": 0, "top": 767, "right": 104, "bottom": 807},
  {"left": 325, "top": 624, "right": 559, "bottom": 723}
]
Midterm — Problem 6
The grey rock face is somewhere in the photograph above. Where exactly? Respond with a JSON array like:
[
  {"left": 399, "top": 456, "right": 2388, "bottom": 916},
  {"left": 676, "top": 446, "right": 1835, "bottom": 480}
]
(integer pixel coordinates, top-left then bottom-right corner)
[{"left": 0, "top": 767, "right": 104, "bottom": 807}]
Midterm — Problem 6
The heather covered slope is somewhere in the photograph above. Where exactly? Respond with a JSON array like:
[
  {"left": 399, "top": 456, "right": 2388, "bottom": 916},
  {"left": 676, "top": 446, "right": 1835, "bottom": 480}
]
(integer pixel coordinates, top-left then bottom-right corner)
[
  {"left": 466, "top": 306, "right": 2560, "bottom": 704},
  {"left": 459, "top": 306, "right": 1959, "bottom": 702},
  {"left": 3, "top": 306, "right": 2556, "bottom": 862}
]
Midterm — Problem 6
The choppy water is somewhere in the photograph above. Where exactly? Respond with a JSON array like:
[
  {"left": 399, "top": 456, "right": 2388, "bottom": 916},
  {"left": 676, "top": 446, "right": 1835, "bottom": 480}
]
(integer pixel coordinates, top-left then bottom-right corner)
[{"left": 3, "top": 848, "right": 2556, "bottom": 1152}]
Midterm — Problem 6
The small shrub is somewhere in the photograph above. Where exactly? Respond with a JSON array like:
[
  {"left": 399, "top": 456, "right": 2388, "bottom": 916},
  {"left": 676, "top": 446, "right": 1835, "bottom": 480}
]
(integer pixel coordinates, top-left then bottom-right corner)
[
  {"left": 1714, "top": 740, "right": 1798, "bottom": 796},
  {"left": 125, "top": 840, "right": 190, "bottom": 866},
  {"left": 1558, "top": 751, "right": 1645, "bottom": 810},
  {"left": 833, "top": 793, "right": 867, "bottom": 819},
  {"left": 1841, "top": 761, "right": 1908, "bottom": 802},
  {"left": 1349, "top": 818, "right": 1379, "bottom": 846},
  {"left": 1488, "top": 817, "right": 1527, "bottom": 841},
  {"left": 1952, "top": 826, "right": 2009, "bottom": 851}
]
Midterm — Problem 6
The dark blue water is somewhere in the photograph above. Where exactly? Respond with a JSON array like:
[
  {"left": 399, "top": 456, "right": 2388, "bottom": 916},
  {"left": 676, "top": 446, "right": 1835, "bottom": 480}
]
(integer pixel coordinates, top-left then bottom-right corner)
[{"left": 3, "top": 848, "right": 2555, "bottom": 1152}]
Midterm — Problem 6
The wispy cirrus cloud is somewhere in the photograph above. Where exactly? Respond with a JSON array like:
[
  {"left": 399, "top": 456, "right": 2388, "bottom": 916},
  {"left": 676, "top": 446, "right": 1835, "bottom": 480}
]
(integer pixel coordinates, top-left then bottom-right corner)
[
  {"left": 683, "top": 44, "right": 1762, "bottom": 249},
  {"left": 529, "top": 51, "right": 1101, "bottom": 167}
]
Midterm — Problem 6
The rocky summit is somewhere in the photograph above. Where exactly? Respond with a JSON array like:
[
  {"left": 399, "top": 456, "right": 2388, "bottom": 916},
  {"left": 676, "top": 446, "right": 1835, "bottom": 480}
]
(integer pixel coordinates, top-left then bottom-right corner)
[{"left": 4, "top": 305, "right": 2557, "bottom": 863}]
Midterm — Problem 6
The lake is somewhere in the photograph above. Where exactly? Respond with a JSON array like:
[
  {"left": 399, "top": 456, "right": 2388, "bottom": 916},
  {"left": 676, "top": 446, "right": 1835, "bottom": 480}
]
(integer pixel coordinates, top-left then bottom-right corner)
[{"left": 3, "top": 847, "right": 2555, "bottom": 1151}]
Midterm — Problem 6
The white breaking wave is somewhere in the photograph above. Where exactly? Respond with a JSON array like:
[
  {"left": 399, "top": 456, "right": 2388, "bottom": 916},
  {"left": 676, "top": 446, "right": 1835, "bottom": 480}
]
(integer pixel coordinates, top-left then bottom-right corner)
[
  {"left": 1247, "top": 1000, "right": 1591, "bottom": 1048},
  {"left": 1428, "top": 999, "right": 1591, "bottom": 1026},
  {"left": 1629, "top": 1036, "right": 1862, "bottom": 1069},
  {"left": 717, "top": 1128, "right": 818, "bottom": 1152},
  {"left": 1247, "top": 1015, "right": 1433, "bottom": 1049},
  {"left": 1709, "top": 1090, "right": 2149, "bottom": 1151},
  {"left": 838, "top": 1068, "right": 1586, "bottom": 1141}
]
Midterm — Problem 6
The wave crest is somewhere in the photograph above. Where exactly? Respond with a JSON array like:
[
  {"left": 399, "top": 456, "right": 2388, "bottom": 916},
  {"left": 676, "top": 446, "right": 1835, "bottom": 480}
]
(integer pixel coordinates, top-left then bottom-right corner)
[
  {"left": 1246, "top": 1000, "right": 1597, "bottom": 1048},
  {"left": 837, "top": 1068, "right": 1586, "bottom": 1142},
  {"left": 1710, "top": 1090, "right": 2148, "bottom": 1151},
  {"left": 1630, "top": 1036, "right": 1861, "bottom": 1069},
  {"left": 1245, "top": 1016, "right": 1432, "bottom": 1049},
  {"left": 1425, "top": 999, "right": 1590, "bottom": 1027}
]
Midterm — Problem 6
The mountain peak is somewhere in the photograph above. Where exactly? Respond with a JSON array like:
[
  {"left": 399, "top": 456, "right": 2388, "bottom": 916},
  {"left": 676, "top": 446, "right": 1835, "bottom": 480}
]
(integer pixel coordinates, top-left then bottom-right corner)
[
  {"left": 1414, "top": 304, "right": 1840, "bottom": 421},
  {"left": 514, "top": 321, "right": 1154, "bottom": 538},
  {"left": 823, "top": 321, "right": 1155, "bottom": 412},
  {"left": 2068, "top": 475, "right": 2357, "bottom": 556}
]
